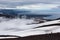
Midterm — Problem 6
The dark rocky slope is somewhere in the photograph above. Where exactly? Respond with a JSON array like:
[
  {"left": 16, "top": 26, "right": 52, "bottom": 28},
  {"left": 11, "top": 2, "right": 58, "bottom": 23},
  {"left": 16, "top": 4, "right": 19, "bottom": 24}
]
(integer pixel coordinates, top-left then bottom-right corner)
[{"left": 0, "top": 33, "right": 60, "bottom": 40}]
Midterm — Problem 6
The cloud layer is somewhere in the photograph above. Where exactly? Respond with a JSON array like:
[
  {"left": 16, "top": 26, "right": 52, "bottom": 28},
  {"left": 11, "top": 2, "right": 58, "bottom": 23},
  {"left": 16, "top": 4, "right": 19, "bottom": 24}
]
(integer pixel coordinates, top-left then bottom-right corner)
[
  {"left": 0, "top": 0, "right": 60, "bottom": 14},
  {"left": 16, "top": 4, "right": 59, "bottom": 10},
  {"left": 0, "top": 0, "right": 60, "bottom": 8}
]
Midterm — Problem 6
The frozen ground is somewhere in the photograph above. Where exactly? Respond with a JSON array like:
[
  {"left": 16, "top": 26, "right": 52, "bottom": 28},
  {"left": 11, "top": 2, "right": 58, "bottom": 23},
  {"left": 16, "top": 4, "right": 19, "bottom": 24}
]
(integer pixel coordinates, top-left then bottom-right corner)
[{"left": 0, "top": 17, "right": 60, "bottom": 38}]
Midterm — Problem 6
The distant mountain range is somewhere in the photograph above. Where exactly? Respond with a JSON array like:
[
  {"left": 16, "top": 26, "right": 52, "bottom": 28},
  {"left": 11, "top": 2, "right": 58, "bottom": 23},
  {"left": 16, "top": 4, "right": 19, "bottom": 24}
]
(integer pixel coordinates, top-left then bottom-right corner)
[
  {"left": 0, "top": 9, "right": 60, "bottom": 20},
  {"left": 0, "top": 9, "right": 51, "bottom": 19}
]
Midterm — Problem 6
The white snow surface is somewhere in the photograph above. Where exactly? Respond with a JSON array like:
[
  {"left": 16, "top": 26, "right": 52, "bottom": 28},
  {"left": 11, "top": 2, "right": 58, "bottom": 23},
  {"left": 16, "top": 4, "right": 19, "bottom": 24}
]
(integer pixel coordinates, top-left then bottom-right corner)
[
  {"left": 0, "top": 37, "right": 18, "bottom": 39},
  {"left": 0, "top": 17, "right": 60, "bottom": 37}
]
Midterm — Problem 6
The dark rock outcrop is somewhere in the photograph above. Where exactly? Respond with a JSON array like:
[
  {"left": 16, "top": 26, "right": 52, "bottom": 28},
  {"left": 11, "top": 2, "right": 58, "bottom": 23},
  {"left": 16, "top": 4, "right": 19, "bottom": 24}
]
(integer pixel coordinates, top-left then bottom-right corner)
[{"left": 0, "top": 33, "right": 60, "bottom": 40}]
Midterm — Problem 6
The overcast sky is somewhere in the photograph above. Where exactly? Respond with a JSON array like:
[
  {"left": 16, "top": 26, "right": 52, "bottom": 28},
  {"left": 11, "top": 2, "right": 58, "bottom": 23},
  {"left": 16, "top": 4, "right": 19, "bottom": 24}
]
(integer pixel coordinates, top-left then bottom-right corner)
[
  {"left": 0, "top": 0, "right": 60, "bottom": 12},
  {"left": 0, "top": 0, "right": 60, "bottom": 8},
  {"left": 0, "top": 0, "right": 60, "bottom": 18}
]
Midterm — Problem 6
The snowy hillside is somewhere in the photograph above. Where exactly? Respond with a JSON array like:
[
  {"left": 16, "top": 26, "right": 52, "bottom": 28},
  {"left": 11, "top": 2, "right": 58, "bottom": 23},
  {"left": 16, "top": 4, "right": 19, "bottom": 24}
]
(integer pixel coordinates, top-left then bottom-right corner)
[{"left": 0, "top": 17, "right": 60, "bottom": 38}]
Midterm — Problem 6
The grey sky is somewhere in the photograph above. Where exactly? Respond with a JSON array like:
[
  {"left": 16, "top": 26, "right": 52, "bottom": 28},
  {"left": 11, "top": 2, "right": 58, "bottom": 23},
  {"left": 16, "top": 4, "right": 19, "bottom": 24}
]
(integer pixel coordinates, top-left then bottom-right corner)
[{"left": 0, "top": 0, "right": 60, "bottom": 8}]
